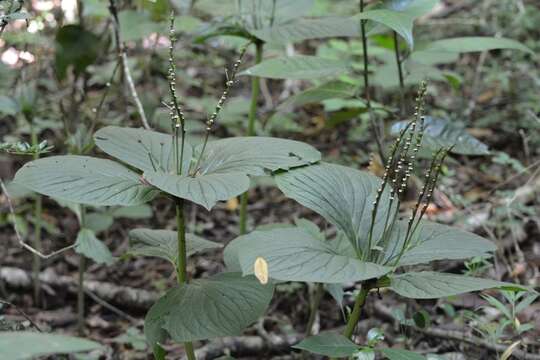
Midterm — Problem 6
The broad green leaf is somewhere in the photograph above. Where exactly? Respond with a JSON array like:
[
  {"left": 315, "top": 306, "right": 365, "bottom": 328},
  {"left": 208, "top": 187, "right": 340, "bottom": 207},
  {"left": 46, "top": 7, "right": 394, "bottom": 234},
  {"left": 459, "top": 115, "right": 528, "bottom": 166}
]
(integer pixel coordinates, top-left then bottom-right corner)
[
  {"left": 146, "top": 136, "right": 320, "bottom": 209},
  {"left": 196, "top": 136, "right": 321, "bottom": 175},
  {"left": 380, "top": 348, "right": 426, "bottom": 360},
  {"left": 389, "top": 272, "right": 529, "bottom": 299},
  {"left": 251, "top": 17, "right": 359, "bottom": 45},
  {"left": 75, "top": 228, "right": 114, "bottom": 265},
  {"left": 118, "top": 10, "right": 164, "bottom": 41},
  {"left": 112, "top": 204, "right": 153, "bottom": 219},
  {"left": 391, "top": 117, "right": 490, "bottom": 155},
  {"left": 239, "top": 0, "right": 315, "bottom": 27},
  {"left": 85, "top": 212, "right": 114, "bottom": 234},
  {"left": 144, "top": 171, "right": 249, "bottom": 210},
  {"left": 55, "top": 25, "right": 100, "bottom": 80},
  {"left": 383, "top": 0, "right": 439, "bottom": 17},
  {"left": 144, "top": 273, "right": 273, "bottom": 344},
  {"left": 278, "top": 81, "right": 358, "bottom": 109},
  {"left": 355, "top": 10, "right": 415, "bottom": 48},
  {"left": 94, "top": 126, "right": 193, "bottom": 174},
  {"left": 293, "top": 332, "right": 359, "bottom": 357},
  {"left": 14, "top": 156, "right": 158, "bottom": 206},
  {"left": 129, "top": 228, "right": 221, "bottom": 265},
  {"left": 0, "top": 332, "right": 101, "bottom": 360},
  {"left": 421, "top": 37, "right": 533, "bottom": 55},
  {"left": 0, "top": 95, "right": 19, "bottom": 115},
  {"left": 241, "top": 56, "right": 350, "bottom": 80},
  {"left": 276, "top": 162, "right": 396, "bottom": 252},
  {"left": 224, "top": 227, "right": 391, "bottom": 283},
  {"left": 382, "top": 220, "right": 496, "bottom": 266}
]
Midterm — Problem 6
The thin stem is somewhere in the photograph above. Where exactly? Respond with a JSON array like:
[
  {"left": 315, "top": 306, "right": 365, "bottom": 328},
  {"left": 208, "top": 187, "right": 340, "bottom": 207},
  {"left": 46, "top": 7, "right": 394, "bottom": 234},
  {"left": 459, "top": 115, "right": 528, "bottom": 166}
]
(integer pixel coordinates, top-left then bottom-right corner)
[
  {"left": 77, "top": 206, "right": 86, "bottom": 335},
  {"left": 108, "top": 0, "right": 150, "bottom": 130},
  {"left": 343, "top": 284, "right": 370, "bottom": 339},
  {"left": 393, "top": 31, "right": 405, "bottom": 116},
  {"left": 359, "top": 0, "right": 385, "bottom": 165},
  {"left": 239, "top": 40, "right": 263, "bottom": 235},
  {"left": 192, "top": 44, "right": 249, "bottom": 175},
  {"left": 30, "top": 120, "right": 42, "bottom": 305},
  {"left": 306, "top": 283, "right": 324, "bottom": 336},
  {"left": 176, "top": 198, "right": 196, "bottom": 360},
  {"left": 77, "top": 256, "right": 86, "bottom": 335},
  {"left": 176, "top": 199, "right": 188, "bottom": 283}
]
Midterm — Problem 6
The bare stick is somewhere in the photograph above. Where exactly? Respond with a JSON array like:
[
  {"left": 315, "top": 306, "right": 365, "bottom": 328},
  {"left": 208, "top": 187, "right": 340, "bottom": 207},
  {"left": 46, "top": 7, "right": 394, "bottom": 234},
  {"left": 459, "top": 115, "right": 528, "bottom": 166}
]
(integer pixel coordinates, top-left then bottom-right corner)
[
  {"left": 108, "top": 0, "right": 151, "bottom": 130},
  {"left": 1, "top": 179, "right": 76, "bottom": 259},
  {"left": 0, "top": 299, "right": 43, "bottom": 332}
]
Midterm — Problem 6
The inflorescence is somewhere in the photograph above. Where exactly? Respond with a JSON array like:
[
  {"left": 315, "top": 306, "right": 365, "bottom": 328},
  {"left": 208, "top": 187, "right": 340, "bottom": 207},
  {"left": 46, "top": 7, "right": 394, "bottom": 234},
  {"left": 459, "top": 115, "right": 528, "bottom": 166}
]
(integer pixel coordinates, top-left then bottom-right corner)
[{"left": 365, "top": 81, "right": 453, "bottom": 265}]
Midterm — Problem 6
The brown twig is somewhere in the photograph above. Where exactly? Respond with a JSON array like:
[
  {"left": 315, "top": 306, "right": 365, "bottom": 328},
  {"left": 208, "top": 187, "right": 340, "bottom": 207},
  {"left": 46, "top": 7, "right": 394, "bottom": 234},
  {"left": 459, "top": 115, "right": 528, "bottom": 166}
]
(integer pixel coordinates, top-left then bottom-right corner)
[
  {"left": 1, "top": 179, "right": 76, "bottom": 259},
  {"left": 108, "top": 0, "right": 151, "bottom": 130}
]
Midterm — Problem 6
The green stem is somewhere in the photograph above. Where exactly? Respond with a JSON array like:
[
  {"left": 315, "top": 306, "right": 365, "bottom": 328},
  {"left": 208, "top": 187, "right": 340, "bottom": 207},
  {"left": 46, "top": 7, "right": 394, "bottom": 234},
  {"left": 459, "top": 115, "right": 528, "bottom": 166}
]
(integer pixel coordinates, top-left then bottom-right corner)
[
  {"left": 77, "top": 206, "right": 86, "bottom": 335},
  {"left": 77, "top": 256, "right": 86, "bottom": 335},
  {"left": 239, "top": 41, "right": 263, "bottom": 235},
  {"left": 343, "top": 284, "right": 370, "bottom": 339},
  {"left": 306, "top": 283, "right": 324, "bottom": 336},
  {"left": 359, "top": 0, "right": 385, "bottom": 165},
  {"left": 176, "top": 198, "right": 196, "bottom": 360},
  {"left": 30, "top": 122, "right": 42, "bottom": 305},
  {"left": 393, "top": 31, "right": 405, "bottom": 116}
]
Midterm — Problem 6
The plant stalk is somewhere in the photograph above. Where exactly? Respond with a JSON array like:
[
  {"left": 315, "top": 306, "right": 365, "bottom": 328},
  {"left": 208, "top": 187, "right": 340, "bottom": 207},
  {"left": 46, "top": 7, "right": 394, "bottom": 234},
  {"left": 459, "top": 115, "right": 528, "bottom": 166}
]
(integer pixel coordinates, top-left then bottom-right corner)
[
  {"left": 359, "top": 0, "right": 385, "bottom": 165},
  {"left": 239, "top": 40, "right": 263, "bottom": 235},
  {"left": 343, "top": 284, "right": 370, "bottom": 339},
  {"left": 30, "top": 121, "right": 42, "bottom": 305},
  {"left": 393, "top": 31, "right": 405, "bottom": 116},
  {"left": 306, "top": 283, "right": 324, "bottom": 336},
  {"left": 176, "top": 198, "right": 196, "bottom": 360},
  {"left": 77, "top": 206, "right": 86, "bottom": 335}
]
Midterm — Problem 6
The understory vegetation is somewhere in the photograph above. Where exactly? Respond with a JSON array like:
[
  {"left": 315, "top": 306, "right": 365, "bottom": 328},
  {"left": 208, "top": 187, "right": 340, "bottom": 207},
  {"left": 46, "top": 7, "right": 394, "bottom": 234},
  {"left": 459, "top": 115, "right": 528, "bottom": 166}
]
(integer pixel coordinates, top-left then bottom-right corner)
[{"left": 0, "top": 0, "right": 539, "bottom": 359}]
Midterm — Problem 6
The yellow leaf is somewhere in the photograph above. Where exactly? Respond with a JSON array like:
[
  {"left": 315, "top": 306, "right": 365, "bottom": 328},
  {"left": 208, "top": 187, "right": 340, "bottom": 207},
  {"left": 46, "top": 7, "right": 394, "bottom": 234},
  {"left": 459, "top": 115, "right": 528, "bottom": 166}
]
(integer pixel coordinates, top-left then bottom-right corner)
[
  {"left": 226, "top": 197, "right": 239, "bottom": 211},
  {"left": 500, "top": 340, "right": 521, "bottom": 360},
  {"left": 254, "top": 257, "right": 269, "bottom": 285}
]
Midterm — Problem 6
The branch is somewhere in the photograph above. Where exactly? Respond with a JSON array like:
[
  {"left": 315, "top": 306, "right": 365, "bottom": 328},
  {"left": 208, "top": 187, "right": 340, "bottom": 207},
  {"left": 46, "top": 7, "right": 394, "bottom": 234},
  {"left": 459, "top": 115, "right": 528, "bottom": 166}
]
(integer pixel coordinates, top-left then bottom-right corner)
[
  {"left": 108, "top": 0, "right": 151, "bottom": 130},
  {"left": 0, "top": 179, "right": 76, "bottom": 259}
]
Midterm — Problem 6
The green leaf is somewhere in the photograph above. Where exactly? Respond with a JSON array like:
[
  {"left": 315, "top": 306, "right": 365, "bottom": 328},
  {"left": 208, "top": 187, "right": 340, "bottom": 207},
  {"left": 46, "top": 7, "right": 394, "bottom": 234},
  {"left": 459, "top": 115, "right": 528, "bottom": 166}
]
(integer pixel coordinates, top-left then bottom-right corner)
[
  {"left": 383, "top": 0, "right": 439, "bottom": 17},
  {"left": 85, "top": 212, "right": 114, "bottom": 234},
  {"left": 129, "top": 228, "right": 221, "bottom": 265},
  {"left": 239, "top": 0, "right": 315, "bottom": 27},
  {"left": 55, "top": 25, "right": 100, "bottom": 80},
  {"left": 94, "top": 126, "right": 193, "bottom": 174},
  {"left": 14, "top": 156, "right": 158, "bottom": 206},
  {"left": 391, "top": 117, "right": 490, "bottom": 155},
  {"left": 389, "top": 272, "right": 529, "bottom": 299},
  {"left": 241, "top": 56, "right": 350, "bottom": 80},
  {"left": 112, "top": 204, "right": 153, "bottom": 219},
  {"left": 251, "top": 17, "right": 359, "bottom": 45},
  {"left": 0, "top": 332, "right": 101, "bottom": 360},
  {"left": 355, "top": 10, "right": 415, "bottom": 48},
  {"left": 145, "top": 136, "right": 320, "bottom": 209},
  {"left": 293, "top": 332, "right": 359, "bottom": 357},
  {"left": 75, "top": 228, "right": 114, "bottom": 265},
  {"left": 118, "top": 10, "right": 164, "bottom": 41},
  {"left": 0, "top": 95, "right": 19, "bottom": 115},
  {"left": 195, "top": 136, "right": 321, "bottom": 175},
  {"left": 383, "top": 220, "right": 496, "bottom": 266},
  {"left": 421, "top": 36, "right": 533, "bottom": 55},
  {"left": 144, "top": 273, "right": 274, "bottom": 344},
  {"left": 275, "top": 162, "right": 396, "bottom": 253},
  {"left": 224, "top": 227, "right": 391, "bottom": 283},
  {"left": 412, "top": 310, "right": 431, "bottom": 329},
  {"left": 278, "top": 81, "right": 358, "bottom": 109},
  {"left": 380, "top": 348, "right": 426, "bottom": 360}
]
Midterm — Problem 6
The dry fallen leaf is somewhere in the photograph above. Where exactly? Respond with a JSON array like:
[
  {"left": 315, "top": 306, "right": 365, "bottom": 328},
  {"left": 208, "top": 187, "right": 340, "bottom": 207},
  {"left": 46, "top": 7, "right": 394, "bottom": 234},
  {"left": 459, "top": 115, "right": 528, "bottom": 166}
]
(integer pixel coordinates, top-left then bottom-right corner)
[
  {"left": 254, "top": 257, "right": 269, "bottom": 285},
  {"left": 226, "top": 197, "right": 239, "bottom": 211}
]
